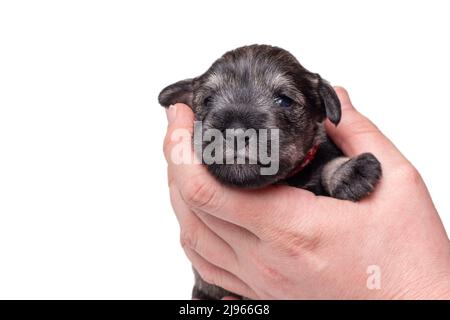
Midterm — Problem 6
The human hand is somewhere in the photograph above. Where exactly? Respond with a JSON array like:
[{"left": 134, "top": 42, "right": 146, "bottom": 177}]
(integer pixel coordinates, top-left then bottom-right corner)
[{"left": 163, "top": 87, "right": 450, "bottom": 299}]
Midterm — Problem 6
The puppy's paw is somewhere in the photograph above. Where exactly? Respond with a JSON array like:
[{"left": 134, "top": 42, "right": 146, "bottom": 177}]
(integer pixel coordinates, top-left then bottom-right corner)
[{"left": 329, "top": 153, "right": 382, "bottom": 201}]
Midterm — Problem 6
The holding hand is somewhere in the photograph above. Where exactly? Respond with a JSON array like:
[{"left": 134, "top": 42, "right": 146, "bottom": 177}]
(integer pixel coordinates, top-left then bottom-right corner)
[{"left": 164, "top": 87, "right": 450, "bottom": 299}]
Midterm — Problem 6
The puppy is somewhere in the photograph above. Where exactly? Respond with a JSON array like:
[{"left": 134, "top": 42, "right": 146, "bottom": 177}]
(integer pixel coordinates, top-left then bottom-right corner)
[{"left": 158, "top": 45, "right": 381, "bottom": 299}]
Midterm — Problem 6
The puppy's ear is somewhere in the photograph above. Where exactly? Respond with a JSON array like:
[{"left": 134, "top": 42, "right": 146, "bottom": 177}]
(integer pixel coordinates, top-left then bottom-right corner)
[
  {"left": 318, "top": 78, "right": 341, "bottom": 125},
  {"left": 158, "top": 78, "right": 194, "bottom": 108}
]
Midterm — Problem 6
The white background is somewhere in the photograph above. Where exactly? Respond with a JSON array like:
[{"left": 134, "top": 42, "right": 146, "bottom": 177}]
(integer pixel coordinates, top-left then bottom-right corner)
[{"left": 0, "top": 0, "right": 449, "bottom": 299}]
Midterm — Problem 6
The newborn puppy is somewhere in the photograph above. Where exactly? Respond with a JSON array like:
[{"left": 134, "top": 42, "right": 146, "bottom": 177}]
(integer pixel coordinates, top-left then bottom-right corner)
[{"left": 158, "top": 45, "right": 382, "bottom": 299}]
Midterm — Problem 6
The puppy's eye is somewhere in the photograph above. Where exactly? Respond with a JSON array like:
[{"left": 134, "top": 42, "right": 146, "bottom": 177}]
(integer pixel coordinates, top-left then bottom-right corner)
[
  {"left": 204, "top": 96, "right": 213, "bottom": 107},
  {"left": 274, "top": 95, "right": 293, "bottom": 108}
]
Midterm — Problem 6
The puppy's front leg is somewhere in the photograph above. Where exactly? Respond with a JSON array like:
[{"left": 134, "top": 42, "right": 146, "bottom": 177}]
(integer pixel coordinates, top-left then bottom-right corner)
[{"left": 321, "top": 153, "right": 382, "bottom": 201}]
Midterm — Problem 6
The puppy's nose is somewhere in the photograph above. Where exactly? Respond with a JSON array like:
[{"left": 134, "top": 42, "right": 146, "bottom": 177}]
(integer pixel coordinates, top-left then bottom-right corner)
[
  {"left": 222, "top": 120, "right": 257, "bottom": 152},
  {"left": 219, "top": 119, "right": 247, "bottom": 136}
]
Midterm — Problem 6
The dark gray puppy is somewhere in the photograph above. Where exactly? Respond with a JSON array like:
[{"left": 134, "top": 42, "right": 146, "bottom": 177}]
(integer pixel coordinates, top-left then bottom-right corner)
[{"left": 158, "top": 44, "right": 381, "bottom": 299}]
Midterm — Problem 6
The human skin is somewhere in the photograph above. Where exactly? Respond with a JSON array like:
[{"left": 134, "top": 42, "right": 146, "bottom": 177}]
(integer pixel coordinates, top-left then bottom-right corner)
[{"left": 163, "top": 87, "right": 450, "bottom": 299}]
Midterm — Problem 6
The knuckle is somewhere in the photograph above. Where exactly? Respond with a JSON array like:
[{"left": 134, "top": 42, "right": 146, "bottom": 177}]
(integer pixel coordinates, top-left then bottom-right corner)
[
  {"left": 167, "top": 169, "right": 175, "bottom": 188},
  {"left": 280, "top": 228, "right": 323, "bottom": 256},
  {"left": 251, "top": 250, "right": 287, "bottom": 286},
  {"left": 291, "top": 233, "right": 320, "bottom": 254},
  {"left": 180, "top": 225, "right": 198, "bottom": 250},
  {"left": 251, "top": 187, "right": 296, "bottom": 235},
  {"left": 181, "top": 175, "right": 221, "bottom": 210},
  {"left": 393, "top": 163, "right": 422, "bottom": 186},
  {"left": 198, "top": 265, "right": 218, "bottom": 286},
  {"left": 163, "top": 130, "right": 175, "bottom": 161},
  {"left": 347, "top": 117, "right": 379, "bottom": 137},
  {"left": 257, "top": 260, "right": 286, "bottom": 286},
  {"left": 262, "top": 265, "right": 284, "bottom": 284},
  {"left": 261, "top": 196, "right": 324, "bottom": 255}
]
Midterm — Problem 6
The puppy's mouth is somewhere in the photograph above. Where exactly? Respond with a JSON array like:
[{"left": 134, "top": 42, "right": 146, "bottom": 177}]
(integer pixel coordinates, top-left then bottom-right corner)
[
  {"left": 206, "top": 162, "right": 279, "bottom": 188},
  {"left": 223, "top": 143, "right": 260, "bottom": 164},
  {"left": 196, "top": 136, "right": 282, "bottom": 188}
]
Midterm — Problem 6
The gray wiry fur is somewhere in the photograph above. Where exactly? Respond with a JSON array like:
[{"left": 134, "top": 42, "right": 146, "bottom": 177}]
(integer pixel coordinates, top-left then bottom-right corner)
[{"left": 158, "top": 45, "right": 382, "bottom": 299}]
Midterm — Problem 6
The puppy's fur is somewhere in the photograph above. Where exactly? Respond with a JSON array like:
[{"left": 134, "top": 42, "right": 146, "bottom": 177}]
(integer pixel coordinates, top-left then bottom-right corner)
[{"left": 158, "top": 45, "right": 382, "bottom": 299}]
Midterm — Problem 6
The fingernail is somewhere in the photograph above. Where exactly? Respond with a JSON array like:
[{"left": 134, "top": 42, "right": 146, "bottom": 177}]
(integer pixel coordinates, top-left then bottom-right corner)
[{"left": 166, "top": 104, "right": 178, "bottom": 124}]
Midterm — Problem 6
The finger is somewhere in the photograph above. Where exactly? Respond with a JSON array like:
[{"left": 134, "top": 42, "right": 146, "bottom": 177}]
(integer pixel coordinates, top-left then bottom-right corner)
[
  {"left": 181, "top": 171, "right": 335, "bottom": 239},
  {"left": 163, "top": 104, "right": 232, "bottom": 225},
  {"left": 194, "top": 183, "right": 337, "bottom": 240},
  {"left": 325, "top": 87, "right": 408, "bottom": 170},
  {"left": 195, "top": 210, "right": 259, "bottom": 253},
  {"left": 163, "top": 103, "right": 196, "bottom": 168},
  {"left": 184, "top": 248, "right": 258, "bottom": 299},
  {"left": 169, "top": 185, "right": 239, "bottom": 273}
]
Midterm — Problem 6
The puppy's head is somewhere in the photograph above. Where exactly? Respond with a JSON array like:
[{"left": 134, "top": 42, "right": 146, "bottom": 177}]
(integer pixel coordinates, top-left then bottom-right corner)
[{"left": 159, "top": 45, "right": 340, "bottom": 188}]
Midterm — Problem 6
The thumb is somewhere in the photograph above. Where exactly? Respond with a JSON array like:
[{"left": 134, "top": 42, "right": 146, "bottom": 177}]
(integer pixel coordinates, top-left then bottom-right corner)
[
  {"left": 163, "top": 103, "right": 204, "bottom": 185},
  {"left": 325, "top": 87, "right": 407, "bottom": 170},
  {"left": 163, "top": 103, "right": 195, "bottom": 163},
  {"left": 163, "top": 103, "right": 224, "bottom": 207}
]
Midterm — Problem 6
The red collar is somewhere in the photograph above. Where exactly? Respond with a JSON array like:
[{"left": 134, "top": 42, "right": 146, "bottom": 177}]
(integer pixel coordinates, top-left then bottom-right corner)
[{"left": 288, "top": 144, "right": 319, "bottom": 178}]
